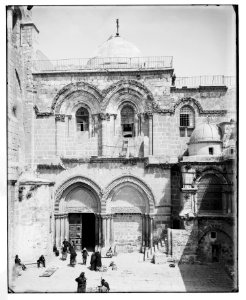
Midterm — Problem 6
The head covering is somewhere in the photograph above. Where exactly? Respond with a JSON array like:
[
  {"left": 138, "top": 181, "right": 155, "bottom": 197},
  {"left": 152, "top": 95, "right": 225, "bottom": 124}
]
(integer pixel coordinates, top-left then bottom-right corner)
[
  {"left": 83, "top": 248, "right": 86, "bottom": 250},
  {"left": 80, "top": 272, "right": 85, "bottom": 277}
]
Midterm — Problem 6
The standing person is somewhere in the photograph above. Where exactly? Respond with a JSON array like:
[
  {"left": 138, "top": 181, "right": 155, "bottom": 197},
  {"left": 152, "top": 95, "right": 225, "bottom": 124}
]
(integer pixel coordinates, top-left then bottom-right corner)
[
  {"left": 70, "top": 247, "right": 77, "bottom": 267},
  {"left": 61, "top": 245, "right": 68, "bottom": 260},
  {"left": 171, "top": 73, "right": 176, "bottom": 86},
  {"left": 95, "top": 250, "right": 102, "bottom": 271},
  {"left": 82, "top": 248, "right": 89, "bottom": 265},
  {"left": 75, "top": 272, "right": 87, "bottom": 293},
  {"left": 90, "top": 251, "right": 97, "bottom": 271},
  {"left": 100, "top": 279, "right": 110, "bottom": 292}
]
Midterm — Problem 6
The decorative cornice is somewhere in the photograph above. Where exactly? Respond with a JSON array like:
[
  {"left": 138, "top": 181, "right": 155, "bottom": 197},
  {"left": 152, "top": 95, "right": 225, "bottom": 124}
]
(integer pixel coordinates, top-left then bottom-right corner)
[
  {"left": 55, "top": 114, "right": 65, "bottom": 122},
  {"left": 51, "top": 81, "right": 103, "bottom": 113},
  {"left": 153, "top": 97, "right": 227, "bottom": 115},
  {"left": 33, "top": 105, "right": 53, "bottom": 118},
  {"left": 54, "top": 176, "right": 103, "bottom": 212},
  {"left": 102, "top": 79, "right": 154, "bottom": 101},
  {"left": 102, "top": 175, "right": 155, "bottom": 214}
]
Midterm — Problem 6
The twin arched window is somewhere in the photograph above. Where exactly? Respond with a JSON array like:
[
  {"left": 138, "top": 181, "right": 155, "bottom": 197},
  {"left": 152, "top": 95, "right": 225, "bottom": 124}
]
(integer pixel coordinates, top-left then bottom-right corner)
[
  {"left": 121, "top": 105, "right": 135, "bottom": 137},
  {"left": 179, "top": 105, "right": 195, "bottom": 137},
  {"left": 76, "top": 107, "right": 89, "bottom": 131}
]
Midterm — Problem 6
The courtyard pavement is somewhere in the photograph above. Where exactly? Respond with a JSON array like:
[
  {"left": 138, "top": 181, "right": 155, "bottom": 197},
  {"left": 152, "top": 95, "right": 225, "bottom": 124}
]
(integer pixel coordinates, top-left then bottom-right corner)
[{"left": 10, "top": 252, "right": 235, "bottom": 293}]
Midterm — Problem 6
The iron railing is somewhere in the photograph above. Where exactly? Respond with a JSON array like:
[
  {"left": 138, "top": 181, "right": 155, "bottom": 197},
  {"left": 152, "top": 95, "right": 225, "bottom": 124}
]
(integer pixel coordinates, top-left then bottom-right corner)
[
  {"left": 32, "top": 56, "right": 173, "bottom": 72},
  {"left": 175, "top": 75, "right": 236, "bottom": 87}
]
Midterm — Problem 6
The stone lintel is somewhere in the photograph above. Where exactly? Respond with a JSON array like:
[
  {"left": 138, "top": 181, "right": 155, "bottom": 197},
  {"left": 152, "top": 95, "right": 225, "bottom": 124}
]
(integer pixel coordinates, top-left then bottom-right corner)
[
  {"left": 21, "top": 22, "right": 39, "bottom": 33},
  {"left": 19, "top": 180, "right": 55, "bottom": 186}
]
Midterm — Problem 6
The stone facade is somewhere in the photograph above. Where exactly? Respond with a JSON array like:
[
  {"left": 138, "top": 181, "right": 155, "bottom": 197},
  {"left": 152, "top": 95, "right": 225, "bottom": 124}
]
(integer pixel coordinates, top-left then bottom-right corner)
[{"left": 7, "top": 6, "right": 237, "bottom": 286}]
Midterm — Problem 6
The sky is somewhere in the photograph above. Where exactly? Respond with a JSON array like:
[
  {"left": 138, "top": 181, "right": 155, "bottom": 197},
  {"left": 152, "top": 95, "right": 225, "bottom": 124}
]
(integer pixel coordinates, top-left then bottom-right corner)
[{"left": 32, "top": 5, "right": 236, "bottom": 77}]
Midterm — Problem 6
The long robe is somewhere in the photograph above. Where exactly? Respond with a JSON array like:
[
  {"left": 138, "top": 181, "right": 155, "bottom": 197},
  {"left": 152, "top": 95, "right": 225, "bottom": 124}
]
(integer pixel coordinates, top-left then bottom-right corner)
[
  {"left": 95, "top": 252, "right": 102, "bottom": 269},
  {"left": 75, "top": 276, "right": 86, "bottom": 293},
  {"left": 90, "top": 252, "right": 96, "bottom": 271}
]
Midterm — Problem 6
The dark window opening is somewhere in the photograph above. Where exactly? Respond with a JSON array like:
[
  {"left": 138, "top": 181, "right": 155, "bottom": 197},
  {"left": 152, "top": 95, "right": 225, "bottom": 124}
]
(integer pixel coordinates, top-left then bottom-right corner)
[
  {"left": 76, "top": 107, "right": 89, "bottom": 132},
  {"left": 121, "top": 105, "right": 135, "bottom": 138},
  {"left": 179, "top": 106, "right": 195, "bottom": 137},
  {"left": 230, "top": 148, "right": 234, "bottom": 155},
  {"left": 209, "top": 147, "right": 214, "bottom": 155},
  {"left": 173, "top": 219, "right": 180, "bottom": 229},
  {"left": 211, "top": 231, "right": 217, "bottom": 239}
]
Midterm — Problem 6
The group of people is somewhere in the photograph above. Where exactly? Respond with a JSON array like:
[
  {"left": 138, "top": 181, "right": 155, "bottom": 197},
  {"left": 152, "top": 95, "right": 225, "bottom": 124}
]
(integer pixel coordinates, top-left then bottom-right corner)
[{"left": 75, "top": 272, "right": 110, "bottom": 293}]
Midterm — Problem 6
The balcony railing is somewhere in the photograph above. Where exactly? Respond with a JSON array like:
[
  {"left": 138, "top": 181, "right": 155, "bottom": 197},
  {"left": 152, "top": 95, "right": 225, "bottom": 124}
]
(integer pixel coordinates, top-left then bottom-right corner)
[
  {"left": 32, "top": 56, "right": 173, "bottom": 72},
  {"left": 175, "top": 75, "right": 236, "bottom": 87}
]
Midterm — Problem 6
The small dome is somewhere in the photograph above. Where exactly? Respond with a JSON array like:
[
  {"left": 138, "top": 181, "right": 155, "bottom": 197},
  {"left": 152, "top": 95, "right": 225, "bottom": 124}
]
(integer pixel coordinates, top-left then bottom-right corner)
[
  {"left": 189, "top": 124, "right": 221, "bottom": 144},
  {"left": 92, "top": 35, "right": 142, "bottom": 58}
]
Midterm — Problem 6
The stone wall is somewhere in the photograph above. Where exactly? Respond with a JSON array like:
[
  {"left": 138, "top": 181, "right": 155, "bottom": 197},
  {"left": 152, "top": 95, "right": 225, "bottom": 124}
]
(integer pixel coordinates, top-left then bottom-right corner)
[
  {"left": 14, "top": 184, "right": 53, "bottom": 261},
  {"left": 114, "top": 214, "right": 142, "bottom": 252}
]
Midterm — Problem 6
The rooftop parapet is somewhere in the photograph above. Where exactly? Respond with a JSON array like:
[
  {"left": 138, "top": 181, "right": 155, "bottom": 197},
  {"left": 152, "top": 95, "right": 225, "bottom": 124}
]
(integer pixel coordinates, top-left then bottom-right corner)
[
  {"left": 174, "top": 75, "right": 236, "bottom": 88},
  {"left": 32, "top": 56, "right": 173, "bottom": 73}
]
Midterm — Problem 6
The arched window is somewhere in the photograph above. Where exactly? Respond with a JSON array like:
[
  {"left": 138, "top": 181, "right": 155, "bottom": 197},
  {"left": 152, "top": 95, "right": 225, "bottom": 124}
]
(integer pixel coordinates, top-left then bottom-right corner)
[
  {"left": 179, "top": 106, "right": 195, "bottom": 137},
  {"left": 76, "top": 107, "right": 89, "bottom": 132},
  {"left": 197, "top": 174, "right": 222, "bottom": 212},
  {"left": 121, "top": 105, "right": 135, "bottom": 137}
]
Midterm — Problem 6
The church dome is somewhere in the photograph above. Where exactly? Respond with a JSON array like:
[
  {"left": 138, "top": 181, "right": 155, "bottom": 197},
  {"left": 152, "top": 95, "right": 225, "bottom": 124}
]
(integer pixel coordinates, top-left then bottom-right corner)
[
  {"left": 93, "top": 35, "right": 142, "bottom": 58},
  {"left": 189, "top": 123, "right": 222, "bottom": 144}
]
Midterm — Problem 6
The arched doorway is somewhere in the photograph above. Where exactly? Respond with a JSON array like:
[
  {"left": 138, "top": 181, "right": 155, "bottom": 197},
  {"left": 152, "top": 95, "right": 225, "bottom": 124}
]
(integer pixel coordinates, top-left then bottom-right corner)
[
  {"left": 109, "top": 185, "right": 146, "bottom": 253},
  {"left": 54, "top": 180, "right": 101, "bottom": 251},
  {"left": 198, "top": 230, "right": 233, "bottom": 263}
]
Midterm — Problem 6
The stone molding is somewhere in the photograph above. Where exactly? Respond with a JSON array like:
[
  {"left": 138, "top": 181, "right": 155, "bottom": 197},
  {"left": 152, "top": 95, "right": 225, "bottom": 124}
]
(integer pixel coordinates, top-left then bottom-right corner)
[
  {"left": 54, "top": 175, "right": 103, "bottom": 213},
  {"left": 198, "top": 223, "right": 233, "bottom": 242},
  {"left": 55, "top": 114, "right": 65, "bottom": 122},
  {"left": 101, "top": 175, "right": 155, "bottom": 214},
  {"left": 51, "top": 81, "right": 103, "bottom": 113},
  {"left": 193, "top": 167, "right": 229, "bottom": 186},
  {"left": 153, "top": 97, "right": 227, "bottom": 115},
  {"left": 101, "top": 79, "right": 154, "bottom": 112},
  {"left": 33, "top": 105, "right": 53, "bottom": 118}
]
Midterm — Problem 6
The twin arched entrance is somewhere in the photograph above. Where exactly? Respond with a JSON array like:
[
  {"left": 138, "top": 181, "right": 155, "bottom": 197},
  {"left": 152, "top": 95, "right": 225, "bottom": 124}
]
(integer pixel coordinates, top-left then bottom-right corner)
[{"left": 54, "top": 176, "right": 155, "bottom": 252}]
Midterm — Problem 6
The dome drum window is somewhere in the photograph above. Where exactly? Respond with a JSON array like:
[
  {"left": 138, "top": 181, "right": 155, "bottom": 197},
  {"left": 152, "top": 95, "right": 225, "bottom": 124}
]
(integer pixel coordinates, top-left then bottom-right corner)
[
  {"left": 76, "top": 107, "right": 89, "bottom": 132},
  {"left": 180, "top": 106, "right": 195, "bottom": 137}
]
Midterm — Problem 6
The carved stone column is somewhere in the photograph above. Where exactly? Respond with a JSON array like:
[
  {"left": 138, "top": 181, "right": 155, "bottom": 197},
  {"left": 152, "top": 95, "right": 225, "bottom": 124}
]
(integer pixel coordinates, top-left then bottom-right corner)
[
  {"left": 142, "top": 214, "right": 146, "bottom": 247},
  {"left": 106, "top": 216, "right": 111, "bottom": 247},
  {"left": 145, "top": 214, "right": 149, "bottom": 247},
  {"left": 55, "top": 216, "right": 61, "bottom": 248},
  {"left": 149, "top": 216, "right": 154, "bottom": 248},
  {"left": 110, "top": 215, "right": 114, "bottom": 246},
  {"left": 60, "top": 215, "right": 65, "bottom": 244},
  {"left": 102, "top": 216, "right": 107, "bottom": 248},
  {"left": 95, "top": 214, "right": 99, "bottom": 247},
  {"left": 98, "top": 215, "right": 102, "bottom": 247},
  {"left": 65, "top": 214, "right": 69, "bottom": 240},
  {"left": 148, "top": 114, "right": 153, "bottom": 155}
]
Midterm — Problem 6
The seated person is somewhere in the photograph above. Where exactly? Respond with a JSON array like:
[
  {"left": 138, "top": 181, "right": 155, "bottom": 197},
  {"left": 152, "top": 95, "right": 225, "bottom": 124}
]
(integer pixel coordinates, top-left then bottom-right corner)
[
  {"left": 15, "top": 255, "right": 26, "bottom": 270},
  {"left": 37, "top": 255, "right": 46, "bottom": 268},
  {"left": 100, "top": 279, "right": 110, "bottom": 292},
  {"left": 106, "top": 247, "right": 113, "bottom": 258}
]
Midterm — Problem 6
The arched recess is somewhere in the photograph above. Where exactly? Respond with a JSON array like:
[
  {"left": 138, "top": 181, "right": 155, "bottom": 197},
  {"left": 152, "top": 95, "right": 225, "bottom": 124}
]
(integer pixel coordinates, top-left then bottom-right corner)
[
  {"left": 101, "top": 80, "right": 154, "bottom": 113},
  {"left": 197, "top": 226, "right": 233, "bottom": 263},
  {"left": 51, "top": 82, "right": 103, "bottom": 114},
  {"left": 54, "top": 176, "right": 102, "bottom": 213},
  {"left": 173, "top": 97, "right": 204, "bottom": 115},
  {"left": 102, "top": 175, "right": 155, "bottom": 214},
  {"left": 194, "top": 169, "right": 231, "bottom": 215}
]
